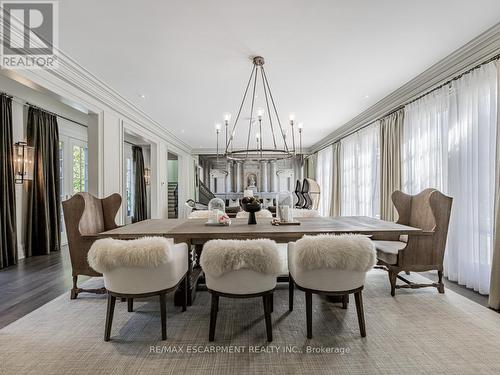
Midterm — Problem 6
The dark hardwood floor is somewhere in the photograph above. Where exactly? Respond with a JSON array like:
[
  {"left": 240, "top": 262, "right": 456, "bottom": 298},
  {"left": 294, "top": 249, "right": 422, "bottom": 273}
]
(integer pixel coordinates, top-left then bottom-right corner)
[
  {"left": 0, "top": 250, "right": 494, "bottom": 330},
  {"left": 0, "top": 246, "right": 91, "bottom": 329}
]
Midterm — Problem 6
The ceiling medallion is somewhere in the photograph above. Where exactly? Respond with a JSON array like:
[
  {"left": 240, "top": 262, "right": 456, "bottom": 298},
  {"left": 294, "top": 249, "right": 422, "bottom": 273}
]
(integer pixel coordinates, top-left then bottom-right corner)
[{"left": 214, "top": 56, "right": 303, "bottom": 162}]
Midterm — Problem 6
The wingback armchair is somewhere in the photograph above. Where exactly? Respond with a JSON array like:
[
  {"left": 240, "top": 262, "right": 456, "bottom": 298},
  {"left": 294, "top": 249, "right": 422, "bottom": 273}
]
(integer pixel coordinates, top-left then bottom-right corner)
[
  {"left": 62, "top": 192, "right": 122, "bottom": 299},
  {"left": 302, "top": 178, "right": 321, "bottom": 210},
  {"left": 373, "top": 189, "right": 452, "bottom": 296}
]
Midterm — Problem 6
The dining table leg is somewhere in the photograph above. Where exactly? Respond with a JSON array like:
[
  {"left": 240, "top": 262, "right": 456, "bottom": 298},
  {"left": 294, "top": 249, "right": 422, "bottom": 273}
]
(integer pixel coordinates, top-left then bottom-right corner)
[{"left": 174, "top": 240, "right": 202, "bottom": 306}]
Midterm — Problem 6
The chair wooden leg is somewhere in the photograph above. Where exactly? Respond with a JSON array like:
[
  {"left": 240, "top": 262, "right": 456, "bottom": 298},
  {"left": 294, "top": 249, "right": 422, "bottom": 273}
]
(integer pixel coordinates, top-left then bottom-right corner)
[
  {"left": 263, "top": 294, "right": 273, "bottom": 342},
  {"left": 437, "top": 270, "right": 445, "bottom": 294},
  {"left": 209, "top": 293, "right": 219, "bottom": 341},
  {"left": 127, "top": 298, "right": 133, "bottom": 312},
  {"left": 70, "top": 276, "right": 79, "bottom": 300},
  {"left": 270, "top": 293, "right": 274, "bottom": 313},
  {"left": 388, "top": 270, "right": 397, "bottom": 296},
  {"left": 354, "top": 291, "right": 366, "bottom": 337},
  {"left": 159, "top": 293, "right": 167, "bottom": 340},
  {"left": 341, "top": 294, "right": 348, "bottom": 309},
  {"left": 104, "top": 295, "right": 116, "bottom": 341},
  {"left": 288, "top": 274, "right": 294, "bottom": 311},
  {"left": 182, "top": 275, "right": 188, "bottom": 312},
  {"left": 305, "top": 291, "right": 312, "bottom": 339}
]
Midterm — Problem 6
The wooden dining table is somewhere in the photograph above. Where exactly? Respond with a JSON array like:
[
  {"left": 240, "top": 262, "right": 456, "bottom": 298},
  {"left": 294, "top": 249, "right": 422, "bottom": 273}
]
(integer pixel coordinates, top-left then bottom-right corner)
[{"left": 99, "top": 216, "right": 421, "bottom": 306}]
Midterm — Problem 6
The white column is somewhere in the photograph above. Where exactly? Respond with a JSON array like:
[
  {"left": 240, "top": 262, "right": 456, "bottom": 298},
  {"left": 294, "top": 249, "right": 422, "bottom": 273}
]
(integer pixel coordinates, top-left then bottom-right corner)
[
  {"left": 260, "top": 161, "right": 268, "bottom": 192},
  {"left": 210, "top": 174, "right": 215, "bottom": 192},
  {"left": 269, "top": 161, "right": 277, "bottom": 192},
  {"left": 226, "top": 161, "right": 233, "bottom": 192},
  {"left": 235, "top": 162, "right": 243, "bottom": 192}
]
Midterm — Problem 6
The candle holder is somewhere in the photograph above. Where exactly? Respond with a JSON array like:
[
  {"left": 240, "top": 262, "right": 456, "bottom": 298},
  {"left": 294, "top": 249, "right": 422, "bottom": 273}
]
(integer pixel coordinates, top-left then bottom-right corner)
[
  {"left": 277, "top": 191, "right": 294, "bottom": 223},
  {"left": 241, "top": 196, "right": 261, "bottom": 225}
]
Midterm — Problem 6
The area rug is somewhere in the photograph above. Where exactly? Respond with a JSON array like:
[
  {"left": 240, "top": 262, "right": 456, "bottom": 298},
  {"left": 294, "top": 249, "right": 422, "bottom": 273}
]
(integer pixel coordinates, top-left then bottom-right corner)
[{"left": 1, "top": 270, "right": 500, "bottom": 375}]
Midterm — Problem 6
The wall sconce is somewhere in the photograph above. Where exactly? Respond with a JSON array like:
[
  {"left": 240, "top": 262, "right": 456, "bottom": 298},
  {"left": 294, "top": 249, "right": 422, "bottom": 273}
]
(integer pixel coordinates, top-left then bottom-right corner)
[
  {"left": 13, "top": 141, "right": 34, "bottom": 184},
  {"left": 144, "top": 167, "right": 151, "bottom": 185}
]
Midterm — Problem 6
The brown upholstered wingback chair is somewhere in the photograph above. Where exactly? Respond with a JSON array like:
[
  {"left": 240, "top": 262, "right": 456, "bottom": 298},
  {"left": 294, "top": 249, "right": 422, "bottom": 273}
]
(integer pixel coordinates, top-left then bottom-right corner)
[
  {"left": 372, "top": 189, "right": 452, "bottom": 296},
  {"left": 62, "top": 192, "right": 122, "bottom": 299}
]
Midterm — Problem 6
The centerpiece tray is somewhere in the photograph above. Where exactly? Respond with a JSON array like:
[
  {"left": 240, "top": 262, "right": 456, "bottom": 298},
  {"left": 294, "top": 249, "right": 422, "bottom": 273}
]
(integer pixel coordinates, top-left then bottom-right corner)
[
  {"left": 205, "top": 222, "right": 230, "bottom": 226},
  {"left": 271, "top": 220, "right": 301, "bottom": 226}
]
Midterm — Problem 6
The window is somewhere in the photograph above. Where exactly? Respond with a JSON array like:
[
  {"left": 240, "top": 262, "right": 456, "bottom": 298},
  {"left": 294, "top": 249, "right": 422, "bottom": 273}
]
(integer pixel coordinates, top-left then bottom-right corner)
[
  {"left": 340, "top": 123, "right": 380, "bottom": 217},
  {"left": 59, "top": 121, "right": 89, "bottom": 245},
  {"left": 316, "top": 145, "right": 333, "bottom": 216},
  {"left": 72, "top": 144, "right": 88, "bottom": 193},
  {"left": 59, "top": 141, "right": 65, "bottom": 236},
  {"left": 125, "top": 157, "right": 134, "bottom": 218},
  {"left": 402, "top": 61, "right": 498, "bottom": 294}
]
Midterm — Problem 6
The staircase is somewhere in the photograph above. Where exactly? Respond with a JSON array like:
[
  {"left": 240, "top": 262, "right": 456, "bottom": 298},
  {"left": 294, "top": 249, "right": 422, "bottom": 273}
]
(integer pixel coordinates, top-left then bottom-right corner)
[{"left": 168, "top": 182, "right": 178, "bottom": 218}]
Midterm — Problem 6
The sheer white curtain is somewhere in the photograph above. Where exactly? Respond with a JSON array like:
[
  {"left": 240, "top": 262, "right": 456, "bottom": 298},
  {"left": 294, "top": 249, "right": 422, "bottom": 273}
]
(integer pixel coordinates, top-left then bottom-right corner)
[
  {"left": 340, "top": 122, "right": 380, "bottom": 217},
  {"left": 316, "top": 145, "right": 333, "bottom": 216},
  {"left": 402, "top": 86, "right": 449, "bottom": 193},
  {"left": 402, "top": 62, "right": 498, "bottom": 294}
]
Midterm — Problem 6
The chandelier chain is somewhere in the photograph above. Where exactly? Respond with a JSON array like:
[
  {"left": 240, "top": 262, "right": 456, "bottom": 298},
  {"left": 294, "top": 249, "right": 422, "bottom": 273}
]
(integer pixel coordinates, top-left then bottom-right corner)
[
  {"left": 261, "top": 67, "right": 290, "bottom": 152},
  {"left": 245, "top": 66, "right": 258, "bottom": 159},
  {"left": 260, "top": 67, "right": 277, "bottom": 149},
  {"left": 225, "top": 64, "right": 256, "bottom": 153}
]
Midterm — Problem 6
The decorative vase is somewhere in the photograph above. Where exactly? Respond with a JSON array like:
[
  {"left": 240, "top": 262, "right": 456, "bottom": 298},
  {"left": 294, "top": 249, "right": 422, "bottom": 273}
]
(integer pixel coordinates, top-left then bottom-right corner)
[{"left": 243, "top": 202, "right": 261, "bottom": 225}]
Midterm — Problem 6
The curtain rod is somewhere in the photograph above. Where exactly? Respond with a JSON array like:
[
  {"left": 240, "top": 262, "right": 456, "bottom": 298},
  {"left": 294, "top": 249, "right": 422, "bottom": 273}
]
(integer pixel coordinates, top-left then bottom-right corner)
[
  {"left": 0, "top": 90, "right": 87, "bottom": 127},
  {"left": 314, "top": 53, "right": 500, "bottom": 154}
]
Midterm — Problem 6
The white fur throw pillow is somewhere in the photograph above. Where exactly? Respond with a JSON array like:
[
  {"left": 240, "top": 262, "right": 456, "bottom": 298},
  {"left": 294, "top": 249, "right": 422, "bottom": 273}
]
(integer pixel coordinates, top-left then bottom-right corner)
[
  {"left": 88, "top": 237, "right": 170, "bottom": 273},
  {"left": 201, "top": 239, "right": 282, "bottom": 277},
  {"left": 294, "top": 234, "right": 376, "bottom": 272}
]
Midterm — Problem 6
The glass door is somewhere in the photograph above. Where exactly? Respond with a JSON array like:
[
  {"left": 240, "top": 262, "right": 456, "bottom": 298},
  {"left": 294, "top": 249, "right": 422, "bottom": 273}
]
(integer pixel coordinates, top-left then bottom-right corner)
[
  {"left": 60, "top": 136, "right": 88, "bottom": 245},
  {"left": 123, "top": 143, "right": 135, "bottom": 224}
]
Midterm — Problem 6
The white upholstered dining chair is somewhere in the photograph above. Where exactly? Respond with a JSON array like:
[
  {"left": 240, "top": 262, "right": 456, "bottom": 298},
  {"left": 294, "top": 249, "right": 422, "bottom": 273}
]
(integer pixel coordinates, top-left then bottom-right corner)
[
  {"left": 88, "top": 237, "right": 188, "bottom": 341},
  {"left": 288, "top": 234, "right": 376, "bottom": 338},
  {"left": 200, "top": 239, "right": 282, "bottom": 342},
  {"left": 293, "top": 208, "right": 320, "bottom": 218},
  {"left": 235, "top": 209, "right": 273, "bottom": 219},
  {"left": 188, "top": 210, "right": 210, "bottom": 219}
]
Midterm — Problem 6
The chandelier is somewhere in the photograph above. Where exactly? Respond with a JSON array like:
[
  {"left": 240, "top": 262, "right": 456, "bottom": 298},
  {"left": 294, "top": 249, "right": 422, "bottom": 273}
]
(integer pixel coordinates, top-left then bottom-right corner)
[{"left": 214, "top": 56, "right": 303, "bottom": 162}]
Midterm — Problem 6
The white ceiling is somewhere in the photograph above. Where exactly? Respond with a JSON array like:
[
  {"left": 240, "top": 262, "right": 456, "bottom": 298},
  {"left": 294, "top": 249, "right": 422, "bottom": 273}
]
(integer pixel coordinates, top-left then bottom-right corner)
[{"left": 59, "top": 0, "right": 500, "bottom": 149}]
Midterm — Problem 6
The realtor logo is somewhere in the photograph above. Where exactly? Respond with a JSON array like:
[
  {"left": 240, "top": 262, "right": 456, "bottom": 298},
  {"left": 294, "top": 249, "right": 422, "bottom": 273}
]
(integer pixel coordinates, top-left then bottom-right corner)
[{"left": 1, "top": 1, "right": 58, "bottom": 69}]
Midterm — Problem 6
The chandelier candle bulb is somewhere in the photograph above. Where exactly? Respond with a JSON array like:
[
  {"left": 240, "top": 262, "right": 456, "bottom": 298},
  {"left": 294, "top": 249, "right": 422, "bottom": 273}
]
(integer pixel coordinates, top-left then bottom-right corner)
[
  {"left": 215, "top": 123, "right": 222, "bottom": 161},
  {"left": 257, "top": 108, "right": 264, "bottom": 120}
]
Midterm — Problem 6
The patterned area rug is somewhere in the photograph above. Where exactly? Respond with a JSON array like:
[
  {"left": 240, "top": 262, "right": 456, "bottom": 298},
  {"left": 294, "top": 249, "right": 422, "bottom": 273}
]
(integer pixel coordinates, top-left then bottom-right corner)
[{"left": 1, "top": 270, "right": 500, "bottom": 375}]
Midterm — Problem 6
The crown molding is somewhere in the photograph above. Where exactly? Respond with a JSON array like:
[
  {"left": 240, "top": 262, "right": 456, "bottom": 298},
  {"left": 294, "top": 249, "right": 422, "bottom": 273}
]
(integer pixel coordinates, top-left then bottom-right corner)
[
  {"left": 1, "top": 14, "right": 193, "bottom": 154},
  {"left": 310, "top": 22, "right": 500, "bottom": 153},
  {"left": 192, "top": 147, "right": 313, "bottom": 155}
]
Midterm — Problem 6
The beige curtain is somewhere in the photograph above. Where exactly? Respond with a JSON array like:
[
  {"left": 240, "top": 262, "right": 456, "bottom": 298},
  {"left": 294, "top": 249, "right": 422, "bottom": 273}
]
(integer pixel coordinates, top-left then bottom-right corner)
[
  {"left": 305, "top": 153, "right": 317, "bottom": 180},
  {"left": 488, "top": 60, "right": 500, "bottom": 309},
  {"left": 329, "top": 142, "right": 341, "bottom": 216},
  {"left": 379, "top": 108, "right": 404, "bottom": 221}
]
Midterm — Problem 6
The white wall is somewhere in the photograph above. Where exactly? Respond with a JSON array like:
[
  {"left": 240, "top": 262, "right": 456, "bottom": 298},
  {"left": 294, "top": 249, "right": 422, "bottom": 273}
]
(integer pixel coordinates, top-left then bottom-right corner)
[{"left": 0, "top": 74, "right": 89, "bottom": 259}]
